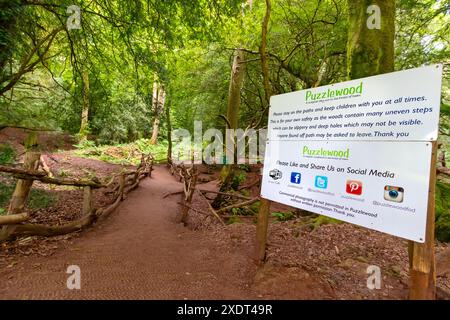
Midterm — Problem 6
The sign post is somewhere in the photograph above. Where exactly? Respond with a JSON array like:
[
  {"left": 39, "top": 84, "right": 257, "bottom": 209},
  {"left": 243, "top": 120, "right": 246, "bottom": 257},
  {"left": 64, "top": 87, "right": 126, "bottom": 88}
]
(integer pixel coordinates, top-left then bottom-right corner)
[
  {"left": 256, "top": 198, "right": 271, "bottom": 264},
  {"left": 259, "top": 64, "right": 443, "bottom": 297},
  {"left": 409, "top": 141, "right": 437, "bottom": 300}
]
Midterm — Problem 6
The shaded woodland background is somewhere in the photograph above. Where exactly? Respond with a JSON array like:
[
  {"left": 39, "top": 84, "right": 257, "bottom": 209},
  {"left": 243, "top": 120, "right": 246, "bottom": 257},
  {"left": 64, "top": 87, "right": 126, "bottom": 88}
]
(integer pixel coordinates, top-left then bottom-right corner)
[{"left": 0, "top": 0, "right": 449, "bottom": 240}]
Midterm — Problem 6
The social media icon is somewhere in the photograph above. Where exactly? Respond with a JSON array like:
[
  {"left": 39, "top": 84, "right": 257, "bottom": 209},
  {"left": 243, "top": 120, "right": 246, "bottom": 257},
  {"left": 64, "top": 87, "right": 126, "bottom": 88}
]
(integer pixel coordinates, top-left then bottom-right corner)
[
  {"left": 290, "top": 172, "right": 301, "bottom": 184},
  {"left": 315, "top": 176, "right": 328, "bottom": 189},
  {"left": 269, "top": 169, "right": 282, "bottom": 180},
  {"left": 384, "top": 186, "right": 404, "bottom": 203},
  {"left": 346, "top": 180, "right": 363, "bottom": 195}
]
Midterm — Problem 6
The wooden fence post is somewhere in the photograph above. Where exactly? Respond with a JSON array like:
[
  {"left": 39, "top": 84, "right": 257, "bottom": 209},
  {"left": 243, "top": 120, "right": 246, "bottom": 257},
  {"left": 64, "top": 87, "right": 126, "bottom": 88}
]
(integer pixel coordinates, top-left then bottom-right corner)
[
  {"left": 409, "top": 141, "right": 437, "bottom": 300},
  {"left": 255, "top": 198, "right": 271, "bottom": 264},
  {"left": 119, "top": 173, "right": 125, "bottom": 201},
  {"left": 82, "top": 186, "right": 92, "bottom": 216},
  {"left": 1, "top": 134, "right": 40, "bottom": 240}
]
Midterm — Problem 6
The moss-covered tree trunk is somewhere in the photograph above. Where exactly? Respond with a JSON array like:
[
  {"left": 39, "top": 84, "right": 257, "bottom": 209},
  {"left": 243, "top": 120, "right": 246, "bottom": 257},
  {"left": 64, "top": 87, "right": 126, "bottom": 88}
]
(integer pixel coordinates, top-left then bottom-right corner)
[
  {"left": 166, "top": 97, "right": 173, "bottom": 164},
  {"left": 348, "top": 0, "right": 435, "bottom": 300},
  {"left": 255, "top": 0, "right": 272, "bottom": 264},
  {"left": 150, "top": 86, "right": 166, "bottom": 145},
  {"left": 0, "top": 133, "right": 40, "bottom": 240},
  {"left": 79, "top": 69, "right": 90, "bottom": 142},
  {"left": 347, "top": 0, "right": 395, "bottom": 78},
  {"left": 212, "top": 49, "right": 246, "bottom": 208}
]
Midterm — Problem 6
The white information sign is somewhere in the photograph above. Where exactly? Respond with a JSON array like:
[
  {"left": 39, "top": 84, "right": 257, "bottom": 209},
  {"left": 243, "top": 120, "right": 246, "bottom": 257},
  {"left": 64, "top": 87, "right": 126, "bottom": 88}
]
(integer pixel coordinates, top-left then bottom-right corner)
[
  {"left": 268, "top": 64, "right": 443, "bottom": 142},
  {"left": 261, "top": 65, "right": 443, "bottom": 242}
]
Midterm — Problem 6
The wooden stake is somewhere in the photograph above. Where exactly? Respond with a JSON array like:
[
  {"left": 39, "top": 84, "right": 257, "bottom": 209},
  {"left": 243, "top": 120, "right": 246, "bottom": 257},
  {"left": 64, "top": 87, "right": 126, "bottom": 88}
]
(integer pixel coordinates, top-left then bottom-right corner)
[
  {"left": 409, "top": 141, "right": 437, "bottom": 300},
  {"left": 82, "top": 186, "right": 93, "bottom": 216},
  {"left": 255, "top": 197, "right": 270, "bottom": 264}
]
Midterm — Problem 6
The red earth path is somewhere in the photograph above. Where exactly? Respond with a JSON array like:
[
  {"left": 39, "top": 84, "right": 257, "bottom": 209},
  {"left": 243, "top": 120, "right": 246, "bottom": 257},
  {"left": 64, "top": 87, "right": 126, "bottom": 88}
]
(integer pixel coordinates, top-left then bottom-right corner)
[
  {"left": 0, "top": 166, "right": 333, "bottom": 299},
  {"left": 0, "top": 166, "right": 253, "bottom": 299}
]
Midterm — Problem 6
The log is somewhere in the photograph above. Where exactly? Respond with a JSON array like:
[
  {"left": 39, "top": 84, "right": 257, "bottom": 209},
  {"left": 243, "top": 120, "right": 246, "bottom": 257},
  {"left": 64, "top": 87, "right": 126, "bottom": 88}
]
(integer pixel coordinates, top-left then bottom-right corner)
[
  {"left": 98, "top": 174, "right": 126, "bottom": 219},
  {"left": 197, "top": 189, "right": 225, "bottom": 226},
  {"left": 237, "top": 178, "right": 261, "bottom": 191},
  {"left": 437, "top": 166, "right": 450, "bottom": 176},
  {"left": 0, "top": 213, "right": 29, "bottom": 225},
  {"left": 0, "top": 164, "right": 107, "bottom": 188},
  {"left": 5, "top": 212, "right": 97, "bottom": 239},
  {"left": 197, "top": 189, "right": 252, "bottom": 201},
  {"left": 178, "top": 202, "right": 211, "bottom": 217},
  {"left": 39, "top": 156, "right": 54, "bottom": 178},
  {"left": 163, "top": 190, "right": 184, "bottom": 198},
  {"left": 216, "top": 198, "right": 259, "bottom": 214},
  {"left": 0, "top": 165, "right": 46, "bottom": 177},
  {"left": 19, "top": 174, "right": 106, "bottom": 188}
]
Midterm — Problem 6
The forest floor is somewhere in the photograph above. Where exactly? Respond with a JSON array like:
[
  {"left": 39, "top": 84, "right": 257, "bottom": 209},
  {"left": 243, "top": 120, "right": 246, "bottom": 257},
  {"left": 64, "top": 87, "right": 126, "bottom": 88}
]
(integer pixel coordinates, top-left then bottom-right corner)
[{"left": 0, "top": 128, "right": 450, "bottom": 300}]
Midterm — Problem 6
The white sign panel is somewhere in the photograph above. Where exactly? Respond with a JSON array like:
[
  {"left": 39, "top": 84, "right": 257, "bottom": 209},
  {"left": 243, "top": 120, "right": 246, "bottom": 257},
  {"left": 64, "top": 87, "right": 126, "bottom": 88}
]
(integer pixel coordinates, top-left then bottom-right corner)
[
  {"left": 261, "top": 141, "right": 432, "bottom": 242},
  {"left": 261, "top": 65, "right": 443, "bottom": 242},
  {"left": 268, "top": 64, "right": 443, "bottom": 142}
]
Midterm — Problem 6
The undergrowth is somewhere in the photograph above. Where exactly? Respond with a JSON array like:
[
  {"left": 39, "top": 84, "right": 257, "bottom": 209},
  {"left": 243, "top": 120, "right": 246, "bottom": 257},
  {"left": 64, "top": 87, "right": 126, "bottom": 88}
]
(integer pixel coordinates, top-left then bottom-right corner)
[
  {"left": 0, "top": 182, "right": 56, "bottom": 211},
  {"left": 73, "top": 139, "right": 168, "bottom": 165}
]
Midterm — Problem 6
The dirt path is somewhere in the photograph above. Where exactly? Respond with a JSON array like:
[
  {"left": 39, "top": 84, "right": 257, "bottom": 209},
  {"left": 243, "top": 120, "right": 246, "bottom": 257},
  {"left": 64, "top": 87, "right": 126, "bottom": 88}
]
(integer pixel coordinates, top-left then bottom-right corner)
[{"left": 0, "top": 166, "right": 258, "bottom": 299}]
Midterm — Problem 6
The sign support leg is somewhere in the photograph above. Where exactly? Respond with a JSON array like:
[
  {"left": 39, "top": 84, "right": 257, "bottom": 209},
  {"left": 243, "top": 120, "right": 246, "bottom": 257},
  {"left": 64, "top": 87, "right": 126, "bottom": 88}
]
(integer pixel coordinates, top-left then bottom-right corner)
[
  {"left": 256, "top": 198, "right": 271, "bottom": 264},
  {"left": 409, "top": 141, "right": 437, "bottom": 300}
]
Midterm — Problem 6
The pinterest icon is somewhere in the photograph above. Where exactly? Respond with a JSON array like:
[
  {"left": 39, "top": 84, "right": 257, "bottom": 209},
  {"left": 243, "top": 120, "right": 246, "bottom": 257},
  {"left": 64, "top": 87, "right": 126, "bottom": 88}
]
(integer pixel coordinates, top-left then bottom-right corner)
[{"left": 346, "top": 180, "right": 363, "bottom": 196}]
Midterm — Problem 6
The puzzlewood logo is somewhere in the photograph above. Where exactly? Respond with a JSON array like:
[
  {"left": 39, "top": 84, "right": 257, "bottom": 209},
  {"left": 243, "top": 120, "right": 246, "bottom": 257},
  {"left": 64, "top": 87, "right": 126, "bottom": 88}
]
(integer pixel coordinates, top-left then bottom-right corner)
[
  {"left": 303, "top": 146, "right": 350, "bottom": 159},
  {"left": 305, "top": 82, "right": 363, "bottom": 102}
]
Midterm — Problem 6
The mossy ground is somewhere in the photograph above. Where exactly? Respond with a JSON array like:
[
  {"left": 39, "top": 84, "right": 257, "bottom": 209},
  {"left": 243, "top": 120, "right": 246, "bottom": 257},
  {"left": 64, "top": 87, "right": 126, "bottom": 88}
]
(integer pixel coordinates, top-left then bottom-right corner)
[
  {"left": 436, "top": 181, "right": 450, "bottom": 242},
  {"left": 0, "top": 182, "right": 56, "bottom": 214},
  {"left": 73, "top": 139, "right": 168, "bottom": 165}
]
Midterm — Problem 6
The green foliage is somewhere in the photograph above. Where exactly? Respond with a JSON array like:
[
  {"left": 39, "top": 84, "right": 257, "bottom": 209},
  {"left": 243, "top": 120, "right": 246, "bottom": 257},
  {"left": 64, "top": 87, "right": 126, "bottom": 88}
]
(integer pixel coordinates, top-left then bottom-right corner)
[
  {"left": 226, "top": 215, "right": 242, "bottom": 225},
  {"left": 311, "top": 215, "right": 342, "bottom": 230},
  {"left": 231, "top": 172, "right": 246, "bottom": 190},
  {"left": 0, "top": 143, "right": 15, "bottom": 164},
  {"left": 250, "top": 200, "right": 260, "bottom": 212},
  {"left": 58, "top": 169, "right": 69, "bottom": 178},
  {"left": 0, "top": 0, "right": 245, "bottom": 142},
  {"left": 271, "top": 211, "right": 296, "bottom": 222},
  {"left": 74, "top": 139, "right": 96, "bottom": 150},
  {"left": 74, "top": 139, "right": 168, "bottom": 165},
  {"left": 0, "top": 0, "right": 448, "bottom": 167},
  {"left": 436, "top": 181, "right": 450, "bottom": 242},
  {"left": 238, "top": 164, "right": 251, "bottom": 172},
  {"left": 0, "top": 183, "right": 55, "bottom": 210}
]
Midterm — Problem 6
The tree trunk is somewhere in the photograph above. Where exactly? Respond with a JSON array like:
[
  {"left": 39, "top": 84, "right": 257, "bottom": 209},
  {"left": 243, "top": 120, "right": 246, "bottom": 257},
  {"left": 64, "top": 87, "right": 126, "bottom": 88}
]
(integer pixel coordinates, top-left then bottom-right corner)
[
  {"left": 166, "top": 98, "right": 173, "bottom": 164},
  {"left": 0, "top": 133, "right": 40, "bottom": 240},
  {"left": 347, "top": 0, "right": 395, "bottom": 79},
  {"left": 255, "top": 0, "right": 272, "bottom": 264},
  {"left": 79, "top": 69, "right": 90, "bottom": 142},
  {"left": 347, "top": 0, "right": 435, "bottom": 300},
  {"left": 6, "top": 152, "right": 40, "bottom": 215},
  {"left": 226, "top": 49, "right": 246, "bottom": 130},
  {"left": 150, "top": 85, "right": 165, "bottom": 145},
  {"left": 212, "top": 49, "right": 246, "bottom": 208}
]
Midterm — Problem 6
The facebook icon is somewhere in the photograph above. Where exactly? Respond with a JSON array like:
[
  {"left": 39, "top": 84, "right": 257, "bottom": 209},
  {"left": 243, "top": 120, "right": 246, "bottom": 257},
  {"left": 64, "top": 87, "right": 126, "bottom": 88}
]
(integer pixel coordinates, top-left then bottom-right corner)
[{"left": 290, "top": 172, "right": 301, "bottom": 184}]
